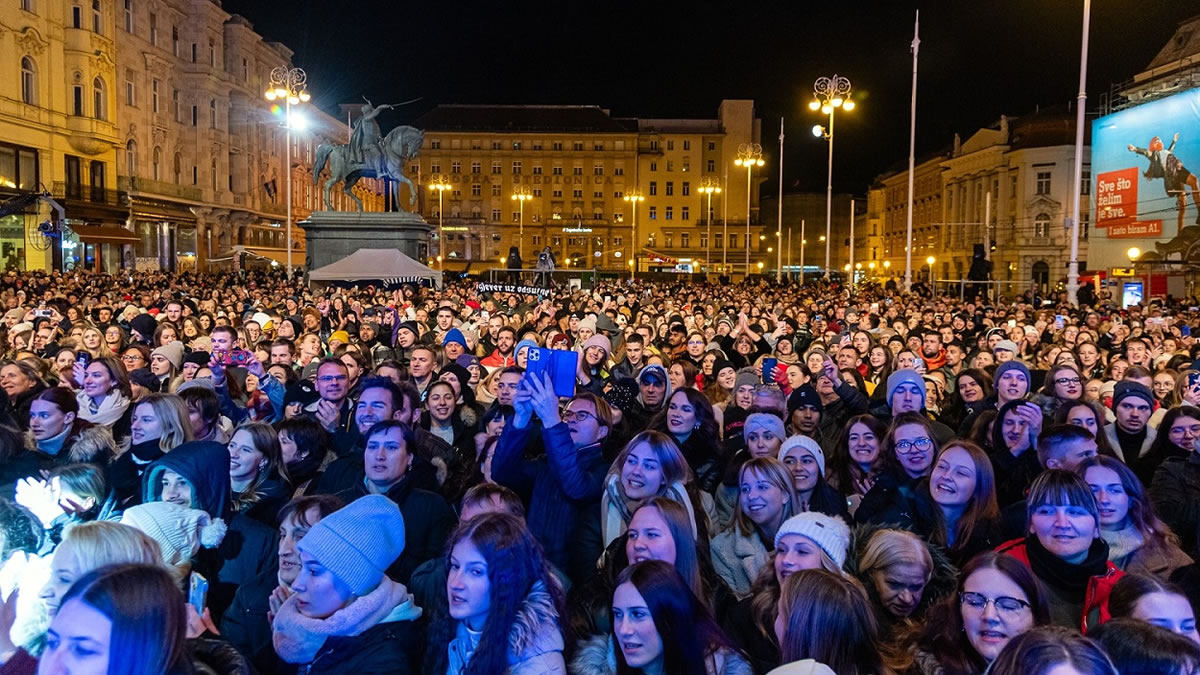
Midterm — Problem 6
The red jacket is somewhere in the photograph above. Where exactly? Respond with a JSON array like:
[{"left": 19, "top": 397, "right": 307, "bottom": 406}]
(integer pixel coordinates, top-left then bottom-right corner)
[
  {"left": 996, "top": 538, "right": 1124, "bottom": 633},
  {"left": 480, "top": 350, "right": 515, "bottom": 370}
]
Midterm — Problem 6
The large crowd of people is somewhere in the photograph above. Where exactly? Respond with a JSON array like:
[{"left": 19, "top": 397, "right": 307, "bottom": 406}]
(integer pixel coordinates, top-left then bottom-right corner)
[{"left": 0, "top": 266, "right": 1197, "bottom": 674}]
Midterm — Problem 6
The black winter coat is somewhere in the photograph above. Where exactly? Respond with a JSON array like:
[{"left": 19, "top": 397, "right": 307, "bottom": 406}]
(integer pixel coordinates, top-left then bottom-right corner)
[
  {"left": 260, "top": 619, "right": 423, "bottom": 675},
  {"left": 1151, "top": 453, "right": 1200, "bottom": 557}
]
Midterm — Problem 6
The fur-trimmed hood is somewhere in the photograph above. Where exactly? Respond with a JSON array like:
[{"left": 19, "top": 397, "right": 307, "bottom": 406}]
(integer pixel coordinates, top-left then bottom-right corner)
[
  {"left": 507, "top": 579, "right": 565, "bottom": 668},
  {"left": 25, "top": 423, "right": 116, "bottom": 465}
]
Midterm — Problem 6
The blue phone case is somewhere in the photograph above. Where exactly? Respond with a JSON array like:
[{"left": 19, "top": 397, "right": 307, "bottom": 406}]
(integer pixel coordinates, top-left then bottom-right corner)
[{"left": 526, "top": 347, "right": 579, "bottom": 398}]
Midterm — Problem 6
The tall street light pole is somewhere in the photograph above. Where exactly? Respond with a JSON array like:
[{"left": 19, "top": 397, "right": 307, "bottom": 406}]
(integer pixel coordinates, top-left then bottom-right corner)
[
  {"left": 511, "top": 185, "right": 531, "bottom": 264},
  {"left": 1066, "top": 0, "right": 1091, "bottom": 306},
  {"left": 809, "top": 74, "right": 854, "bottom": 281},
  {"left": 734, "top": 144, "right": 764, "bottom": 278},
  {"left": 429, "top": 174, "right": 451, "bottom": 270},
  {"left": 776, "top": 117, "right": 785, "bottom": 283},
  {"left": 623, "top": 189, "right": 644, "bottom": 280},
  {"left": 698, "top": 177, "right": 721, "bottom": 276},
  {"left": 264, "top": 66, "right": 311, "bottom": 276}
]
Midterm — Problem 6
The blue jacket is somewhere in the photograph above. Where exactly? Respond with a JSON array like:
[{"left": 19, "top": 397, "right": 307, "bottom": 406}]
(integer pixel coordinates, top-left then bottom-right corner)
[{"left": 491, "top": 421, "right": 607, "bottom": 584}]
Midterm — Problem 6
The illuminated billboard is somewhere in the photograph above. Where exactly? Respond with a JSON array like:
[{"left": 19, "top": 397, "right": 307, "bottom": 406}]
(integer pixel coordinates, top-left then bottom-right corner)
[{"left": 1090, "top": 87, "right": 1200, "bottom": 267}]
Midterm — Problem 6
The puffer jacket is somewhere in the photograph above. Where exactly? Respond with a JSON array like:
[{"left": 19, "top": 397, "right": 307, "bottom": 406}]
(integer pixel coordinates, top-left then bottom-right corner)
[
  {"left": 571, "top": 634, "right": 752, "bottom": 675},
  {"left": 446, "top": 580, "right": 566, "bottom": 675},
  {"left": 710, "top": 525, "right": 770, "bottom": 599}
]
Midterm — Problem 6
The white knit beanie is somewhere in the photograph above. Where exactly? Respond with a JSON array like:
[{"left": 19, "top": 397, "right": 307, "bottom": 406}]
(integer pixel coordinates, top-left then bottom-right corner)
[
  {"left": 778, "top": 434, "right": 826, "bottom": 477},
  {"left": 121, "top": 501, "right": 227, "bottom": 567},
  {"left": 774, "top": 512, "right": 851, "bottom": 569}
]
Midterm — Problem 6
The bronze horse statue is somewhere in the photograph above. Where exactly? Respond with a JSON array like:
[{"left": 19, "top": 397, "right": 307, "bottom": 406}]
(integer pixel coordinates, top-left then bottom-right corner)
[{"left": 313, "top": 125, "right": 424, "bottom": 211}]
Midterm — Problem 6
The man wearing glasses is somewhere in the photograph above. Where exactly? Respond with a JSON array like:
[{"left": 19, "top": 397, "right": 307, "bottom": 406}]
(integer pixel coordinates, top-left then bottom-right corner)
[
  {"left": 490, "top": 373, "right": 612, "bottom": 585},
  {"left": 309, "top": 357, "right": 354, "bottom": 434}
]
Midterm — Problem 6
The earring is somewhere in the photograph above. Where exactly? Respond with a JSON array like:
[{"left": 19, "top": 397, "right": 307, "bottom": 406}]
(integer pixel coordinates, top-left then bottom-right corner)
[{"left": 693, "top": 423, "right": 700, "bottom": 430}]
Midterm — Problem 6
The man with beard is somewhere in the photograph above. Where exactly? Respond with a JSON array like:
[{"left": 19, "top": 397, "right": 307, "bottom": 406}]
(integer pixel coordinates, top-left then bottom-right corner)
[
  {"left": 939, "top": 340, "right": 967, "bottom": 393},
  {"left": 480, "top": 325, "right": 517, "bottom": 370},
  {"left": 615, "top": 364, "right": 670, "bottom": 442},
  {"left": 921, "top": 330, "right": 947, "bottom": 372}
]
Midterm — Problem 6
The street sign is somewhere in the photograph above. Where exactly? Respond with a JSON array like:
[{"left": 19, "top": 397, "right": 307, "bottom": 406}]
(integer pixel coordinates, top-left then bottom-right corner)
[{"left": 1111, "top": 268, "right": 1135, "bottom": 277}]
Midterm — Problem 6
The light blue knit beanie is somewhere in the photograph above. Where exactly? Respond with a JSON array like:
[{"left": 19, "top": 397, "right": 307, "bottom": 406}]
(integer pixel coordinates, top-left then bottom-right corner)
[{"left": 296, "top": 494, "right": 406, "bottom": 595}]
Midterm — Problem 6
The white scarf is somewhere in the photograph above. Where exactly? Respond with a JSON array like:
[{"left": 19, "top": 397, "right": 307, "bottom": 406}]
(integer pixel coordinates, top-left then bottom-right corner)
[
  {"left": 76, "top": 389, "right": 130, "bottom": 427},
  {"left": 272, "top": 577, "right": 420, "bottom": 664}
]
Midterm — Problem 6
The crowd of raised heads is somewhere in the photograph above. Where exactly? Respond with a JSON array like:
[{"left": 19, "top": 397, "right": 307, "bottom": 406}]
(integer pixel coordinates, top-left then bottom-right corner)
[{"left": 2, "top": 267, "right": 1200, "bottom": 674}]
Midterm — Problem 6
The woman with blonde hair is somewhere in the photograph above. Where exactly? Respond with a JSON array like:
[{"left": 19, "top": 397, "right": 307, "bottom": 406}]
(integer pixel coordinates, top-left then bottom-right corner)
[
  {"left": 79, "top": 323, "right": 113, "bottom": 359},
  {"left": 723, "top": 511, "right": 851, "bottom": 673},
  {"left": 711, "top": 456, "right": 797, "bottom": 598},
  {"left": 600, "top": 431, "right": 707, "bottom": 549},
  {"left": 853, "top": 528, "right": 955, "bottom": 640},
  {"left": 110, "top": 392, "right": 193, "bottom": 502}
]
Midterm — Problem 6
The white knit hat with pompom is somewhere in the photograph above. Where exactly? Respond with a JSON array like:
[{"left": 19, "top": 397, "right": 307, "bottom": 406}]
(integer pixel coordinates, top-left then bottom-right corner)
[{"left": 121, "top": 501, "right": 227, "bottom": 567}]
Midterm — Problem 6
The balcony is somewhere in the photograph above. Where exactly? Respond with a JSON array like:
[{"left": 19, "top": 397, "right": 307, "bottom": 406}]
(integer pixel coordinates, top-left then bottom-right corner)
[
  {"left": 53, "top": 182, "right": 126, "bottom": 208},
  {"left": 118, "top": 176, "right": 203, "bottom": 202}
]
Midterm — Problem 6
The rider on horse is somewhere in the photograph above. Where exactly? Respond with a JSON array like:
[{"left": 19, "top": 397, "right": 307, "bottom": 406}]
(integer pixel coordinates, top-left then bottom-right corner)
[{"left": 349, "top": 100, "right": 392, "bottom": 175}]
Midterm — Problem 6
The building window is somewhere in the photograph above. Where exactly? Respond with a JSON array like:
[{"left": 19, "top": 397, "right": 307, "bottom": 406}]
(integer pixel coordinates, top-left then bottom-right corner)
[
  {"left": 471, "top": 161, "right": 481, "bottom": 174},
  {"left": 125, "top": 139, "right": 136, "bottom": 175},
  {"left": 681, "top": 232, "right": 690, "bottom": 248},
  {"left": 72, "top": 5, "right": 82, "bottom": 27},
  {"left": 665, "top": 234, "right": 674, "bottom": 248},
  {"left": 491, "top": 209, "right": 501, "bottom": 222},
  {"left": 92, "top": 0, "right": 102, "bottom": 33},
  {"left": 152, "top": 146, "right": 160, "bottom": 180},
  {"left": 124, "top": 71, "right": 135, "bottom": 106},
  {"left": 1036, "top": 171, "right": 1051, "bottom": 195},
  {"left": 573, "top": 141, "right": 583, "bottom": 151},
  {"left": 429, "top": 140, "right": 440, "bottom": 149},
  {"left": 191, "top": 42, "right": 197, "bottom": 63},
  {"left": 532, "top": 166, "right": 542, "bottom": 175},
  {"left": 649, "top": 181, "right": 657, "bottom": 196},
  {"left": 471, "top": 184, "right": 481, "bottom": 197},
  {"left": 450, "top": 161, "right": 461, "bottom": 174},
  {"left": 552, "top": 141, "right": 563, "bottom": 151},
  {"left": 208, "top": 38, "right": 215, "bottom": 66},
  {"left": 172, "top": 89, "right": 180, "bottom": 121},
  {"left": 489, "top": 162, "right": 499, "bottom": 175},
  {"left": 593, "top": 165, "right": 603, "bottom": 176},
  {"left": 700, "top": 235, "right": 707, "bottom": 249},
  {"left": 241, "top": 57, "right": 248, "bottom": 82},
  {"left": 209, "top": 99, "right": 216, "bottom": 128},
  {"left": 665, "top": 207, "right": 674, "bottom": 220},
  {"left": 92, "top": 77, "right": 106, "bottom": 120},
  {"left": 650, "top": 141, "right": 659, "bottom": 150},
  {"left": 666, "top": 181, "right": 674, "bottom": 196},
  {"left": 593, "top": 191, "right": 603, "bottom": 198},
  {"left": 729, "top": 234, "right": 737, "bottom": 248},
  {"left": 123, "top": 0, "right": 132, "bottom": 32},
  {"left": 491, "top": 184, "right": 501, "bottom": 197},
  {"left": 614, "top": 167, "right": 624, "bottom": 176},
  {"left": 19, "top": 57, "right": 36, "bottom": 105},
  {"left": 150, "top": 79, "right": 159, "bottom": 112},
  {"left": 573, "top": 189, "right": 582, "bottom": 198},
  {"left": 1081, "top": 169, "right": 1090, "bottom": 195},
  {"left": 681, "top": 206, "right": 689, "bottom": 220},
  {"left": 1034, "top": 213, "right": 1050, "bottom": 238},
  {"left": 172, "top": 25, "right": 179, "bottom": 56},
  {"left": 72, "top": 85, "right": 84, "bottom": 115},
  {"left": 706, "top": 159, "right": 715, "bottom": 172},
  {"left": 572, "top": 166, "right": 583, "bottom": 176},
  {"left": 683, "top": 140, "right": 691, "bottom": 151},
  {"left": 649, "top": 206, "right": 657, "bottom": 220},
  {"left": 512, "top": 142, "right": 521, "bottom": 150},
  {"left": 20, "top": 0, "right": 33, "bottom": 12},
  {"left": 190, "top": 105, "right": 197, "bottom": 127},
  {"left": 708, "top": 141, "right": 716, "bottom": 151},
  {"left": 172, "top": 152, "right": 181, "bottom": 183},
  {"left": 552, "top": 166, "right": 563, "bottom": 175},
  {"left": 512, "top": 161, "right": 521, "bottom": 174},
  {"left": 210, "top": 157, "right": 217, "bottom": 189},
  {"left": 649, "top": 162, "right": 657, "bottom": 172},
  {"left": 149, "top": 12, "right": 157, "bottom": 44}
]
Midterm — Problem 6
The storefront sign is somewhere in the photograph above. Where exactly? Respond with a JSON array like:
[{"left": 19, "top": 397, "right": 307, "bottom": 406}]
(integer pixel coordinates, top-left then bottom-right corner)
[
  {"left": 135, "top": 257, "right": 160, "bottom": 271},
  {"left": 1106, "top": 220, "right": 1163, "bottom": 238}
]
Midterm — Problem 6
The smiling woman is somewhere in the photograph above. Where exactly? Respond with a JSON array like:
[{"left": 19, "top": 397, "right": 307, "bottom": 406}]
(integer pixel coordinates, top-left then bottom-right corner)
[{"left": 996, "top": 470, "right": 1125, "bottom": 630}]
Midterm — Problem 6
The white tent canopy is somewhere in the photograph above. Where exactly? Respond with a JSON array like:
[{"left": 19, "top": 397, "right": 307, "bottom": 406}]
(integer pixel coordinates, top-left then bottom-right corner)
[{"left": 307, "top": 248, "right": 443, "bottom": 289}]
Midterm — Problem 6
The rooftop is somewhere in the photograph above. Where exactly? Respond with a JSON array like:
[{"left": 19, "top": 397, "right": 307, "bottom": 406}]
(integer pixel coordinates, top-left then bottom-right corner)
[{"left": 411, "top": 105, "right": 637, "bottom": 134}]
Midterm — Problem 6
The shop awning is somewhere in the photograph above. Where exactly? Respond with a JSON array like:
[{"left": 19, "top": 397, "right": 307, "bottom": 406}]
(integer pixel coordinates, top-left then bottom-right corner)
[{"left": 73, "top": 226, "right": 138, "bottom": 245}]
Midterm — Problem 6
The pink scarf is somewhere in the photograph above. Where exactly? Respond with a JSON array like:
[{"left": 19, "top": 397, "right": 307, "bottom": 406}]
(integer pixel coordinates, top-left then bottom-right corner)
[{"left": 272, "top": 578, "right": 418, "bottom": 664}]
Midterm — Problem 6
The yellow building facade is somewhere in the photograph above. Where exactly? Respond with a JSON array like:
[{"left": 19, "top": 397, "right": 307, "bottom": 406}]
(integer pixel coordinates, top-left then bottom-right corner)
[
  {"left": 411, "top": 100, "right": 763, "bottom": 274},
  {"left": 2, "top": 0, "right": 383, "bottom": 273}
]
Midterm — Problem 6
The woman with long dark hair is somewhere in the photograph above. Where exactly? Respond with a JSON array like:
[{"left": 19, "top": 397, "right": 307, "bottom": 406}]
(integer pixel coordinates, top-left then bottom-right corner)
[
  {"left": 425, "top": 512, "right": 566, "bottom": 675},
  {"left": 856, "top": 412, "right": 939, "bottom": 526},
  {"left": 907, "top": 551, "right": 1050, "bottom": 675},
  {"left": 777, "top": 435, "right": 849, "bottom": 519},
  {"left": 650, "top": 388, "right": 724, "bottom": 493},
  {"left": 1078, "top": 456, "right": 1192, "bottom": 577},
  {"left": 827, "top": 414, "right": 888, "bottom": 514},
  {"left": 775, "top": 568, "right": 893, "bottom": 675},
  {"left": 1054, "top": 399, "right": 1117, "bottom": 458},
  {"left": 227, "top": 422, "right": 291, "bottom": 526},
  {"left": 925, "top": 441, "right": 1002, "bottom": 565},
  {"left": 573, "top": 560, "right": 749, "bottom": 675}
]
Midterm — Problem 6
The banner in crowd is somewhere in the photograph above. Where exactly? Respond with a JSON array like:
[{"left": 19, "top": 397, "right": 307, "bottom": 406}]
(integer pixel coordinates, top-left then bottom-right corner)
[{"left": 476, "top": 282, "right": 553, "bottom": 297}]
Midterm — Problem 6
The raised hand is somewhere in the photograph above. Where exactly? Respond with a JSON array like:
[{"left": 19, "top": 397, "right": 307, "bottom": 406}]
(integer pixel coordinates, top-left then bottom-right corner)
[
  {"left": 16, "top": 476, "right": 63, "bottom": 527},
  {"left": 315, "top": 399, "right": 340, "bottom": 432}
]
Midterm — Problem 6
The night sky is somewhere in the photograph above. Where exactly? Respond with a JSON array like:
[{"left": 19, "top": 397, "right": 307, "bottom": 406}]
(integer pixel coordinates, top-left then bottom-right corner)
[{"left": 224, "top": 0, "right": 1196, "bottom": 195}]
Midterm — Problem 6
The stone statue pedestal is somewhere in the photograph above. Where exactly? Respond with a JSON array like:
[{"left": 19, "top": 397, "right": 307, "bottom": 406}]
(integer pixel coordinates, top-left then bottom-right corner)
[{"left": 299, "top": 211, "right": 432, "bottom": 271}]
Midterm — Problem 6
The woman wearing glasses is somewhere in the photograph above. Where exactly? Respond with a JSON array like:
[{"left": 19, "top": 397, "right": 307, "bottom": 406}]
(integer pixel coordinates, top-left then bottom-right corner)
[
  {"left": 906, "top": 551, "right": 1050, "bottom": 675},
  {"left": 1032, "top": 364, "right": 1084, "bottom": 418},
  {"left": 856, "top": 412, "right": 939, "bottom": 526}
]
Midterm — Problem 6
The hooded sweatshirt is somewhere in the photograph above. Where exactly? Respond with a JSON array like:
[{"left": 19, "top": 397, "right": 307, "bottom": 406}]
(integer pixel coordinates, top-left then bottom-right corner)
[{"left": 142, "top": 441, "right": 276, "bottom": 622}]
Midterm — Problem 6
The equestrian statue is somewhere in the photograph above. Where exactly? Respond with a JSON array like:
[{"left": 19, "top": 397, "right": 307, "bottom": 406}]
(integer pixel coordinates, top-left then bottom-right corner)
[{"left": 313, "top": 98, "right": 424, "bottom": 212}]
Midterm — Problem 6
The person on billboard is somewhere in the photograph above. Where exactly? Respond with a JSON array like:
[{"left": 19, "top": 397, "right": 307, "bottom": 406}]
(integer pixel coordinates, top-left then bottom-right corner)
[{"left": 1128, "top": 133, "right": 1200, "bottom": 227}]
